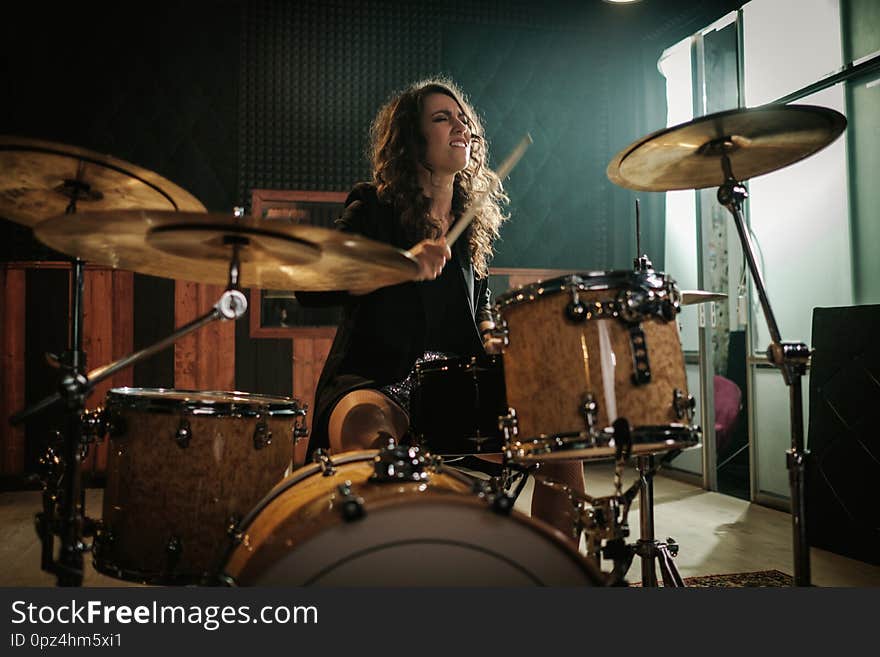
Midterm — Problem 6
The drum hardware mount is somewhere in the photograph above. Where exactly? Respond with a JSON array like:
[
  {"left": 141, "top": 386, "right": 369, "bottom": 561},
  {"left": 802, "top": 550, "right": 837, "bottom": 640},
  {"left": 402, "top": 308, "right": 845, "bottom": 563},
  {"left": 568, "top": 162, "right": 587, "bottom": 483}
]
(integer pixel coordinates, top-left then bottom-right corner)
[
  {"left": 628, "top": 325, "right": 652, "bottom": 385},
  {"left": 11, "top": 256, "right": 249, "bottom": 586},
  {"left": 252, "top": 418, "right": 272, "bottom": 450},
  {"left": 469, "top": 462, "right": 533, "bottom": 516},
  {"left": 313, "top": 449, "right": 337, "bottom": 476},
  {"left": 371, "top": 436, "right": 432, "bottom": 483},
  {"left": 672, "top": 389, "right": 696, "bottom": 421},
  {"left": 498, "top": 408, "right": 519, "bottom": 442}
]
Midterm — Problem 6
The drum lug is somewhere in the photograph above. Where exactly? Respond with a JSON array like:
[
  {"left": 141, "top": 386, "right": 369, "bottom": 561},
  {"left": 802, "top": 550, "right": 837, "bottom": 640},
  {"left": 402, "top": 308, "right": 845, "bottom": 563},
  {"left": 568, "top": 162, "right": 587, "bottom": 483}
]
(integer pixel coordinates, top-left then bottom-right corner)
[
  {"left": 175, "top": 418, "right": 192, "bottom": 448},
  {"left": 253, "top": 418, "right": 272, "bottom": 450},
  {"left": 312, "top": 449, "right": 336, "bottom": 476},
  {"left": 582, "top": 394, "right": 599, "bottom": 434},
  {"left": 566, "top": 290, "right": 587, "bottom": 322},
  {"left": 498, "top": 408, "right": 519, "bottom": 441},
  {"left": 293, "top": 413, "right": 309, "bottom": 443},
  {"left": 628, "top": 324, "right": 652, "bottom": 385},
  {"left": 673, "top": 389, "right": 696, "bottom": 420},
  {"left": 227, "top": 515, "right": 243, "bottom": 545},
  {"left": 81, "top": 406, "right": 107, "bottom": 442},
  {"left": 166, "top": 535, "right": 182, "bottom": 573},
  {"left": 336, "top": 481, "right": 366, "bottom": 521}
]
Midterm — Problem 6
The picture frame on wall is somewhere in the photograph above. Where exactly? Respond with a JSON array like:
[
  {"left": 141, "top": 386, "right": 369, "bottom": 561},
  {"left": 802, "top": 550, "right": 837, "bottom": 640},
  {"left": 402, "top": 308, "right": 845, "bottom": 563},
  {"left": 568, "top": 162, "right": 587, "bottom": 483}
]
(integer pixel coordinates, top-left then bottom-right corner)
[{"left": 249, "top": 189, "right": 348, "bottom": 337}]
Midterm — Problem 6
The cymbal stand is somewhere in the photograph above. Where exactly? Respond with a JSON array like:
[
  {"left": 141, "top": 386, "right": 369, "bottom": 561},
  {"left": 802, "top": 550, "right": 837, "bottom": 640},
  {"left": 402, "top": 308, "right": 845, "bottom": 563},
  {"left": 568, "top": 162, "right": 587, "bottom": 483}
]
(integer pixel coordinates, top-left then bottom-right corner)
[
  {"left": 717, "top": 152, "right": 811, "bottom": 587},
  {"left": 10, "top": 250, "right": 248, "bottom": 587}
]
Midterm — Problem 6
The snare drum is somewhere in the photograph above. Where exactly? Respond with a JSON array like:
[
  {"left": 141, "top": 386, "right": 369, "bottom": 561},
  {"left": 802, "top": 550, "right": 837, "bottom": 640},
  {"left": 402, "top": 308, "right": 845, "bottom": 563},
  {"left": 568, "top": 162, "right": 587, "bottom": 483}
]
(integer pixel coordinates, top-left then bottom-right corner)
[
  {"left": 411, "top": 355, "right": 506, "bottom": 455},
  {"left": 493, "top": 270, "right": 700, "bottom": 462},
  {"left": 95, "top": 388, "right": 306, "bottom": 584},
  {"left": 222, "top": 449, "right": 603, "bottom": 586}
]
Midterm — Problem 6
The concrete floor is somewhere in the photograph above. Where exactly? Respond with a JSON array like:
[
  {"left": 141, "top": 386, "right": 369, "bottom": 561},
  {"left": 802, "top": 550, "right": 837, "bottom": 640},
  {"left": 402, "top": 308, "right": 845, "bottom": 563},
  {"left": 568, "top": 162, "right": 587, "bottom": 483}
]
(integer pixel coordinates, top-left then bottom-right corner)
[{"left": 2, "top": 462, "right": 877, "bottom": 587}]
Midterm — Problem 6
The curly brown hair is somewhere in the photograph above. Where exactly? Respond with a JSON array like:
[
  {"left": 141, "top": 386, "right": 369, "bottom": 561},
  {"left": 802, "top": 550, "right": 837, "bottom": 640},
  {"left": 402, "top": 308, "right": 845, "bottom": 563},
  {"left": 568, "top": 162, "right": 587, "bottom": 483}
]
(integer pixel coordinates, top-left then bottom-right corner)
[{"left": 368, "top": 77, "right": 508, "bottom": 278}]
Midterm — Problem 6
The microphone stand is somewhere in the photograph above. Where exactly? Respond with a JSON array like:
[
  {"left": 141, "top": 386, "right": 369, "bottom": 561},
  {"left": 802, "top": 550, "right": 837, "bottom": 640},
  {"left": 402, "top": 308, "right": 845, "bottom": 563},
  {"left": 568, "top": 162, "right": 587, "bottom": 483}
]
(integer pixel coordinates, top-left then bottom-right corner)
[
  {"left": 10, "top": 248, "right": 248, "bottom": 587},
  {"left": 716, "top": 152, "right": 811, "bottom": 586}
]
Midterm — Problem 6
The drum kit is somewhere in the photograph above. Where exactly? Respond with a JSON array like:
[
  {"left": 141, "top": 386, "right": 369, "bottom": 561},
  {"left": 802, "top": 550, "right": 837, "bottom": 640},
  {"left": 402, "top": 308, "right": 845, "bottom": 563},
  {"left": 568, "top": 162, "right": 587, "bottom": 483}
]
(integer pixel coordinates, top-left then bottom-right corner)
[{"left": 3, "top": 101, "right": 845, "bottom": 588}]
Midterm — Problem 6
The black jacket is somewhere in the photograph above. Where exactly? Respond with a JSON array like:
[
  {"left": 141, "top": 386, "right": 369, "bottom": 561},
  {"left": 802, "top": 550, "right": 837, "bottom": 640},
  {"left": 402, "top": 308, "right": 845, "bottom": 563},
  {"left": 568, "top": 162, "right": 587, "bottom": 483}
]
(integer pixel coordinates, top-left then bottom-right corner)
[{"left": 296, "top": 183, "right": 492, "bottom": 454}]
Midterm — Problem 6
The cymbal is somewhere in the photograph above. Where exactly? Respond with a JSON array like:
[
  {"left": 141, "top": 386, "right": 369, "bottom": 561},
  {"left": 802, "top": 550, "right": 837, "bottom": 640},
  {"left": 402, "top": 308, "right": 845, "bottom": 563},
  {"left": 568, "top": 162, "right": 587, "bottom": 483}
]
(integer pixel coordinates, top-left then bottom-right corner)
[
  {"left": 0, "top": 136, "right": 205, "bottom": 226},
  {"left": 680, "top": 290, "right": 728, "bottom": 305},
  {"left": 607, "top": 105, "right": 847, "bottom": 192},
  {"left": 34, "top": 210, "right": 421, "bottom": 291}
]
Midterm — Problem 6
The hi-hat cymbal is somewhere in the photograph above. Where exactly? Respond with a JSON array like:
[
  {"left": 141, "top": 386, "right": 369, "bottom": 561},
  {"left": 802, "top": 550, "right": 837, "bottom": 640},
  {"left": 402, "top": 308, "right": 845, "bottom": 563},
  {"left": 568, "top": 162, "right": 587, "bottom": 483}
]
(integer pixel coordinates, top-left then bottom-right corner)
[
  {"left": 34, "top": 209, "right": 421, "bottom": 291},
  {"left": 0, "top": 136, "right": 205, "bottom": 226},
  {"left": 607, "top": 105, "right": 847, "bottom": 192},
  {"left": 680, "top": 290, "right": 728, "bottom": 305}
]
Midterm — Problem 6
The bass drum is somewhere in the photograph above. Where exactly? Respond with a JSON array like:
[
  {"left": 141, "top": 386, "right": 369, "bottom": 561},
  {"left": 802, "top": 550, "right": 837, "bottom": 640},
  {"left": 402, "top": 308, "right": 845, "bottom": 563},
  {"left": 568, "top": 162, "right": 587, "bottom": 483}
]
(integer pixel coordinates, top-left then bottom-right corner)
[{"left": 222, "top": 449, "right": 604, "bottom": 586}]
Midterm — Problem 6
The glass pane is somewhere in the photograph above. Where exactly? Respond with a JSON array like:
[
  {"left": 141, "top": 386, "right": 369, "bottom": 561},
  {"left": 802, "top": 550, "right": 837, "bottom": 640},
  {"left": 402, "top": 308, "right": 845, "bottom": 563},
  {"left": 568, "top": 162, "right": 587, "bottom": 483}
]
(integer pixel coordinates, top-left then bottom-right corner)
[
  {"left": 659, "top": 37, "right": 702, "bottom": 478},
  {"left": 754, "top": 369, "right": 810, "bottom": 498},
  {"left": 847, "top": 69, "right": 880, "bottom": 304},
  {"left": 668, "top": 363, "right": 704, "bottom": 475},
  {"left": 747, "top": 84, "right": 852, "bottom": 352},
  {"left": 843, "top": 0, "right": 880, "bottom": 63},
  {"left": 744, "top": 0, "right": 844, "bottom": 105},
  {"left": 660, "top": 40, "right": 699, "bottom": 351}
]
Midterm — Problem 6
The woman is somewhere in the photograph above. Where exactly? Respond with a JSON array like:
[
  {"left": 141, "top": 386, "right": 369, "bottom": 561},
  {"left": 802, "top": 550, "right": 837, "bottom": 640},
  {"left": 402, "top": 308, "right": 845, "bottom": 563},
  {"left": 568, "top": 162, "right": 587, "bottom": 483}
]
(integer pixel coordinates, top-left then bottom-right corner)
[{"left": 296, "top": 78, "right": 584, "bottom": 540}]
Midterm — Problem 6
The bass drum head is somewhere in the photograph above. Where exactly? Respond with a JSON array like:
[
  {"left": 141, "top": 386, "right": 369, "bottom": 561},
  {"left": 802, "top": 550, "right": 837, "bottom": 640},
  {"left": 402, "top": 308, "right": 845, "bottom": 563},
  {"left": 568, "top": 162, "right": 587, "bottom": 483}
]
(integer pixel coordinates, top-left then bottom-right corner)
[{"left": 253, "top": 498, "right": 599, "bottom": 586}]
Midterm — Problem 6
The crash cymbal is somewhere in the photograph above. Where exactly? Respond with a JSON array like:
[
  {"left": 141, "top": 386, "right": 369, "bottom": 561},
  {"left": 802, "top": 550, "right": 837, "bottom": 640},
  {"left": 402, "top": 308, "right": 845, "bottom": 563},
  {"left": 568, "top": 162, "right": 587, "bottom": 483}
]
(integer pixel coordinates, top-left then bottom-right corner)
[
  {"left": 680, "top": 290, "right": 728, "bottom": 305},
  {"left": 34, "top": 210, "right": 421, "bottom": 291},
  {"left": 607, "top": 105, "right": 846, "bottom": 192},
  {"left": 0, "top": 136, "right": 205, "bottom": 226}
]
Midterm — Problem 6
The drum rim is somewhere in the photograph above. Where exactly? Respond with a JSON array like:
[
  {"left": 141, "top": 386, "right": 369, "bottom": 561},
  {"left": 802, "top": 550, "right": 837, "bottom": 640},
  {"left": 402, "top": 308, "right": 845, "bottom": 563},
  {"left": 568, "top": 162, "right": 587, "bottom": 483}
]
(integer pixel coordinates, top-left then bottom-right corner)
[
  {"left": 414, "top": 353, "right": 502, "bottom": 374},
  {"left": 92, "top": 551, "right": 220, "bottom": 586},
  {"left": 510, "top": 424, "right": 702, "bottom": 462},
  {"left": 494, "top": 269, "right": 677, "bottom": 309},
  {"left": 106, "top": 387, "right": 305, "bottom": 416}
]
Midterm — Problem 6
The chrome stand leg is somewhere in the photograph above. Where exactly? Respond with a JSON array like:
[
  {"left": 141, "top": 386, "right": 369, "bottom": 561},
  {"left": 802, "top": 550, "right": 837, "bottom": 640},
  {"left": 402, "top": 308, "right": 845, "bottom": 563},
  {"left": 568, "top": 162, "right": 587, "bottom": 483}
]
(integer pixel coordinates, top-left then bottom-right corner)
[{"left": 635, "top": 455, "right": 685, "bottom": 588}]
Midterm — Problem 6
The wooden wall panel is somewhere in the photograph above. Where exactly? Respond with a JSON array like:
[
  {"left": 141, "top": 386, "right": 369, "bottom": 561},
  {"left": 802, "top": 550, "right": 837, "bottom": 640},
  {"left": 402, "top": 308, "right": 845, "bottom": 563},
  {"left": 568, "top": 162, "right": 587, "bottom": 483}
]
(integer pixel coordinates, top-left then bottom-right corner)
[
  {"left": 292, "top": 333, "right": 336, "bottom": 467},
  {"left": 174, "top": 281, "right": 236, "bottom": 391},
  {"left": 1, "top": 263, "right": 136, "bottom": 479},
  {"left": 80, "top": 270, "right": 134, "bottom": 474},
  {"left": 82, "top": 269, "right": 113, "bottom": 475},
  {"left": 1, "top": 267, "right": 26, "bottom": 477}
]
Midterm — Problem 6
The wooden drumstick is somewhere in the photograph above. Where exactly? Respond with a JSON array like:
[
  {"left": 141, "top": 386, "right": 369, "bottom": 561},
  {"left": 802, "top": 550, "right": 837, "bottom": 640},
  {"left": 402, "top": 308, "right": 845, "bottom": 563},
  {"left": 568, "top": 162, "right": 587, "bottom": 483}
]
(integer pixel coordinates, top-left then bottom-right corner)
[{"left": 446, "top": 133, "right": 533, "bottom": 247}]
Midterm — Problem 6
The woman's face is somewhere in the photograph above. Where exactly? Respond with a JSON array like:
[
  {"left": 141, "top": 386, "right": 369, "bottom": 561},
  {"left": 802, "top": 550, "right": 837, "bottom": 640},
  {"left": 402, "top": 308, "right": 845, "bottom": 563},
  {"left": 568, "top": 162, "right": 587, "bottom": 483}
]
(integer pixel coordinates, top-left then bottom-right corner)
[{"left": 419, "top": 92, "right": 472, "bottom": 176}]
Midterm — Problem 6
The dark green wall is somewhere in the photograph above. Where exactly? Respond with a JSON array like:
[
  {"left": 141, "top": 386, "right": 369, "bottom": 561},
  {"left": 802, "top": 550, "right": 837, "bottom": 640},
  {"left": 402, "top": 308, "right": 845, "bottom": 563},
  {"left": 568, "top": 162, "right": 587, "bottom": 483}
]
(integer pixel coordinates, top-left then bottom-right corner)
[{"left": 1, "top": 0, "right": 745, "bottom": 420}]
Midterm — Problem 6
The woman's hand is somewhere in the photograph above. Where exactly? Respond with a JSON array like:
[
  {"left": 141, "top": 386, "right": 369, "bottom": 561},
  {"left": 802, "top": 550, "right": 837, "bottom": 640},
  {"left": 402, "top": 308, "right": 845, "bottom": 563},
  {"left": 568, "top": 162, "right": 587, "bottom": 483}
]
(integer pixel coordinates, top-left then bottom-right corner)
[
  {"left": 479, "top": 320, "right": 504, "bottom": 354},
  {"left": 408, "top": 237, "right": 452, "bottom": 281}
]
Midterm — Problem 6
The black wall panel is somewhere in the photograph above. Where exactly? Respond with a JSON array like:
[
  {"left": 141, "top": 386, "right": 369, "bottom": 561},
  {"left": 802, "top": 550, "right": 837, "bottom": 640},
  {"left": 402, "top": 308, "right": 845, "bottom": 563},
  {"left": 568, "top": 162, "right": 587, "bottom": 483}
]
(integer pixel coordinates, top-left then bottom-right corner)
[{"left": 807, "top": 305, "right": 880, "bottom": 565}]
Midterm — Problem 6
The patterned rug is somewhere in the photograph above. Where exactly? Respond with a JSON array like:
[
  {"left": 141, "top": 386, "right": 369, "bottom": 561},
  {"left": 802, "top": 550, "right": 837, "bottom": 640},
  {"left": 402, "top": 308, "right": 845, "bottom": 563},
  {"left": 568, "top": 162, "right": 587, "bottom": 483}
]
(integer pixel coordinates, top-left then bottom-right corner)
[{"left": 631, "top": 570, "right": 794, "bottom": 587}]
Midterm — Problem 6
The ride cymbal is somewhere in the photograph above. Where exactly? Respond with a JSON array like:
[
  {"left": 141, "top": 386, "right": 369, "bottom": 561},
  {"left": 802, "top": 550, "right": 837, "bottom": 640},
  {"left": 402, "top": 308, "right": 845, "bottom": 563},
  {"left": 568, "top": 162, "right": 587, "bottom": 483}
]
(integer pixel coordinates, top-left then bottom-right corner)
[
  {"left": 607, "top": 105, "right": 847, "bottom": 192},
  {"left": 0, "top": 136, "right": 205, "bottom": 226},
  {"left": 34, "top": 209, "right": 421, "bottom": 291}
]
